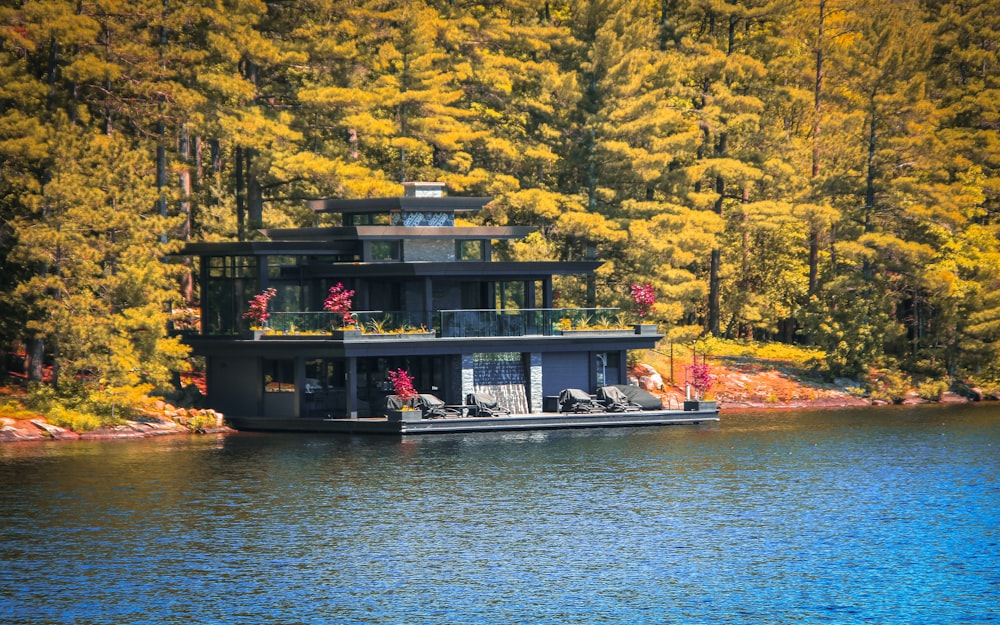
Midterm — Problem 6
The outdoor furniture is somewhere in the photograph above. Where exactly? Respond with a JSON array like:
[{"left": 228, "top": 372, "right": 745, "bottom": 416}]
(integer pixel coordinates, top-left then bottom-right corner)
[
  {"left": 558, "top": 388, "right": 605, "bottom": 413},
  {"left": 596, "top": 385, "right": 642, "bottom": 412},
  {"left": 607, "top": 384, "right": 664, "bottom": 410},
  {"left": 414, "top": 394, "right": 464, "bottom": 419},
  {"left": 465, "top": 392, "right": 512, "bottom": 417}
]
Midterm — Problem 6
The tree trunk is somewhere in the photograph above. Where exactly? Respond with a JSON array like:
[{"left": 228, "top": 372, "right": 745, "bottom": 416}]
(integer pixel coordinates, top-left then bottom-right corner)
[
  {"left": 247, "top": 148, "right": 262, "bottom": 232},
  {"left": 708, "top": 248, "right": 721, "bottom": 335},
  {"left": 808, "top": 229, "right": 819, "bottom": 295},
  {"left": 812, "top": 0, "right": 825, "bottom": 178},
  {"left": 179, "top": 127, "right": 194, "bottom": 304},
  {"left": 236, "top": 145, "right": 246, "bottom": 241},
  {"left": 26, "top": 337, "right": 45, "bottom": 382},
  {"left": 707, "top": 172, "right": 725, "bottom": 336},
  {"left": 865, "top": 93, "right": 878, "bottom": 235}
]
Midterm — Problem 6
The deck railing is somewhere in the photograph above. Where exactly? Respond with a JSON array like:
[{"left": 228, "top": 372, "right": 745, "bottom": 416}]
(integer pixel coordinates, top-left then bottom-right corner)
[
  {"left": 438, "top": 308, "right": 627, "bottom": 337},
  {"left": 259, "top": 308, "right": 632, "bottom": 338}
]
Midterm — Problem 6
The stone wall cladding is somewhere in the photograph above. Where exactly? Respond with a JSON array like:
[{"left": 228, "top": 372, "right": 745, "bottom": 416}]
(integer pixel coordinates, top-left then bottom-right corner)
[
  {"left": 405, "top": 239, "right": 455, "bottom": 261},
  {"left": 530, "top": 352, "right": 543, "bottom": 413},
  {"left": 461, "top": 354, "right": 475, "bottom": 401}
]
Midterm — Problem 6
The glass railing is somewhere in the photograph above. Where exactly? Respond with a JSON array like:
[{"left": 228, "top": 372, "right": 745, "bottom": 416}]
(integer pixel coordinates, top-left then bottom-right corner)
[
  {"left": 267, "top": 310, "right": 432, "bottom": 335},
  {"left": 264, "top": 308, "right": 632, "bottom": 338},
  {"left": 438, "top": 308, "right": 629, "bottom": 338}
]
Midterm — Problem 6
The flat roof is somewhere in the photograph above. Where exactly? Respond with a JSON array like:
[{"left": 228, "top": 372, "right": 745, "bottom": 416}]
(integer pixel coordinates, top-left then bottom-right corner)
[
  {"left": 258, "top": 226, "right": 534, "bottom": 241},
  {"left": 308, "top": 196, "right": 492, "bottom": 213},
  {"left": 295, "top": 261, "right": 603, "bottom": 278}
]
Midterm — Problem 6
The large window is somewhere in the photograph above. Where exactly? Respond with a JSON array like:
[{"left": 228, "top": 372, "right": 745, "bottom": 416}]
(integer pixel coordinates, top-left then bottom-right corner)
[
  {"left": 350, "top": 213, "right": 391, "bottom": 226},
  {"left": 203, "top": 256, "right": 258, "bottom": 335},
  {"left": 457, "top": 240, "right": 484, "bottom": 261},
  {"left": 304, "top": 359, "right": 344, "bottom": 391},
  {"left": 369, "top": 241, "right": 400, "bottom": 261},
  {"left": 263, "top": 359, "right": 295, "bottom": 393}
]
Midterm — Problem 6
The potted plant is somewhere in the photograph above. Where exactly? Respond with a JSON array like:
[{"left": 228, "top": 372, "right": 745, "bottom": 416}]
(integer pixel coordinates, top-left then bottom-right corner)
[
  {"left": 684, "top": 362, "right": 717, "bottom": 411},
  {"left": 324, "top": 283, "right": 360, "bottom": 338},
  {"left": 242, "top": 287, "right": 276, "bottom": 338},
  {"left": 385, "top": 368, "right": 422, "bottom": 421},
  {"left": 630, "top": 283, "right": 658, "bottom": 334}
]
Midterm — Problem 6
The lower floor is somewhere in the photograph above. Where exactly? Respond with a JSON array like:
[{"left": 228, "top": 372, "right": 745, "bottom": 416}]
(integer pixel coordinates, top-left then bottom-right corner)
[
  {"left": 225, "top": 409, "right": 719, "bottom": 435},
  {"left": 205, "top": 349, "right": 630, "bottom": 420}
]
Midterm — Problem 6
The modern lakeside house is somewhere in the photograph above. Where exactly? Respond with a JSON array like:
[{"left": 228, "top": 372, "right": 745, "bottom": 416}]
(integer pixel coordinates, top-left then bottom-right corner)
[{"left": 179, "top": 182, "right": 718, "bottom": 433}]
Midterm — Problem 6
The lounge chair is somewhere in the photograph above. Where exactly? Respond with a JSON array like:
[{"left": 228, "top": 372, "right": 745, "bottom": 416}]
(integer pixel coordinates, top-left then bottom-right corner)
[
  {"left": 607, "top": 384, "right": 664, "bottom": 410},
  {"left": 558, "top": 388, "right": 605, "bottom": 413},
  {"left": 596, "top": 385, "right": 642, "bottom": 412},
  {"left": 414, "top": 393, "right": 463, "bottom": 419},
  {"left": 383, "top": 394, "right": 414, "bottom": 415},
  {"left": 466, "top": 392, "right": 512, "bottom": 417}
]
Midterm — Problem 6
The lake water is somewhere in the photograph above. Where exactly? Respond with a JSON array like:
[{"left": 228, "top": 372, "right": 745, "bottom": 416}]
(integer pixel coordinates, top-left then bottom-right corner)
[{"left": 1, "top": 404, "right": 998, "bottom": 624}]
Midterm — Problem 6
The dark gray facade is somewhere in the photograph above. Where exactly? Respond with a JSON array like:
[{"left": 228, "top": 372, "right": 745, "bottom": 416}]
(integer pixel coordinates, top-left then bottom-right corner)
[{"left": 181, "top": 183, "right": 663, "bottom": 423}]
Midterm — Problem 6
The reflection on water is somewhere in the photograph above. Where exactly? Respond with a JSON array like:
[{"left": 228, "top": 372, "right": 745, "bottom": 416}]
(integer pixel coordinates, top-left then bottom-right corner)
[{"left": 1, "top": 404, "right": 998, "bottom": 624}]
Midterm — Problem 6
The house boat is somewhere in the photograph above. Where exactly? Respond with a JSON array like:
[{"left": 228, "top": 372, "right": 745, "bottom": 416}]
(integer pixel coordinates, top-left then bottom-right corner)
[{"left": 179, "top": 182, "right": 718, "bottom": 434}]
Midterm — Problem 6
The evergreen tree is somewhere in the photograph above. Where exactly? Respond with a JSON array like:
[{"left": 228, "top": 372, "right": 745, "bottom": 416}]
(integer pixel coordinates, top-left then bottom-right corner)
[{"left": 8, "top": 123, "right": 188, "bottom": 392}]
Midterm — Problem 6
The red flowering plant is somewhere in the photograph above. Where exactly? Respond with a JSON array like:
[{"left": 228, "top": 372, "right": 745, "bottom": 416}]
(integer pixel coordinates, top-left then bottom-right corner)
[
  {"left": 243, "top": 287, "right": 277, "bottom": 329},
  {"left": 323, "top": 282, "right": 356, "bottom": 327},
  {"left": 687, "top": 362, "right": 715, "bottom": 400},
  {"left": 387, "top": 368, "right": 418, "bottom": 408},
  {"left": 629, "top": 283, "right": 655, "bottom": 318}
]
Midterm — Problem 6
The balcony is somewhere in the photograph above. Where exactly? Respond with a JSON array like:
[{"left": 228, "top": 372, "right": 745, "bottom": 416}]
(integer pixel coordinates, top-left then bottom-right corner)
[
  {"left": 437, "top": 308, "right": 632, "bottom": 337},
  {"left": 267, "top": 311, "right": 428, "bottom": 336},
  {"left": 259, "top": 308, "right": 646, "bottom": 339}
]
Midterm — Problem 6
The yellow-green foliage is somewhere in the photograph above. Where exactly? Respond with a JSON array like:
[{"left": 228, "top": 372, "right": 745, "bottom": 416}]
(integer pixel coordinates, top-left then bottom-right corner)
[
  {"left": 184, "top": 411, "right": 216, "bottom": 432},
  {"left": 696, "top": 336, "right": 825, "bottom": 365},
  {"left": 0, "top": 400, "right": 40, "bottom": 421},
  {"left": 916, "top": 378, "right": 950, "bottom": 402},
  {"left": 866, "top": 368, "right": 912, "bottom": 404},
  {"left": 25, "top": 382, "right": 156, "bottom": 432},
  {"left": 43, "top": 405, "right": 105, "bottom": 433}
]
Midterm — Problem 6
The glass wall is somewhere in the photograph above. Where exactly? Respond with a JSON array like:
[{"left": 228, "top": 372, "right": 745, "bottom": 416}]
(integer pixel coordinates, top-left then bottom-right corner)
[{"left": 202, "top": 256, "right": 258, "bottom": 335}]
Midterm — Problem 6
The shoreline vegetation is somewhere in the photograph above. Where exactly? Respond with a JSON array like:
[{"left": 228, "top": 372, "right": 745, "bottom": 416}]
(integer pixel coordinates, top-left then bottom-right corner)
[{"left": 1, "top": 339, "right": 989, "bottom": 443}]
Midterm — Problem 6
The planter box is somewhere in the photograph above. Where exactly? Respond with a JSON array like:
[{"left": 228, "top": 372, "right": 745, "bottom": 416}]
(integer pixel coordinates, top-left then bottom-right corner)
[
  {"left": 558, "top": 329, "right": 631, "bottom": 336},
  {"left": 634, "top": 323, "right": 659, "bottom": 335},
  {"left": 240, "top": 329, "right": 268, "bottom": 340},
  {"left": 386, "top": 409, "right": 423, "bottom": 422},
  {"left": 354, "top": 331, "right": 436, "bottom": 340},
  {"left": 331, "top": 328, "right": 363, "bottom": 339},
  {"left": 684, "top": 400, "right": 717, "bottom": 412}
]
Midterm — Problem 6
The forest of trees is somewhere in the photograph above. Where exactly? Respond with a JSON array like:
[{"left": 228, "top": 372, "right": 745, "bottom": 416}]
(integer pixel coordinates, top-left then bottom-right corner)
[{"left": 1, "top": 0, "right": 998, "bottom": 407}]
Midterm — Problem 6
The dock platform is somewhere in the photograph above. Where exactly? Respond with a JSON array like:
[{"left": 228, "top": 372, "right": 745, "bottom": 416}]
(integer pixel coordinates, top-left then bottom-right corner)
[{"left": 225, "top": 408, "right": 719, "bottom": 435}]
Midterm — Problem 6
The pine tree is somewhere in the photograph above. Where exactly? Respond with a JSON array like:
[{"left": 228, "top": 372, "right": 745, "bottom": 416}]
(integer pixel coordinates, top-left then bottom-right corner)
[{"left": 8, "top": 123, "right": 188, "bottom": 392}]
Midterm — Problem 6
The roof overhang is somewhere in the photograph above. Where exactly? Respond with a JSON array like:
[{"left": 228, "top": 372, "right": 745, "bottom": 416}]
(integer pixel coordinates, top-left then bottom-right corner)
[
  {"left": 308, "top": 196, "right": 492, "bottom": 213},
  {"left": 299, "top": 261, "right": 602, "bottom": 278},
  {"left": 258, "top": 226, "right": 534, "bottom": 241}
]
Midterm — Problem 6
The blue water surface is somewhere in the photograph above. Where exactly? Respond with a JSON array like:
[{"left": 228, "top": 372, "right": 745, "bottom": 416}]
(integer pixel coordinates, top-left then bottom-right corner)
[{"left": 1, "top": 404, "right": 997, "bottom": 624}]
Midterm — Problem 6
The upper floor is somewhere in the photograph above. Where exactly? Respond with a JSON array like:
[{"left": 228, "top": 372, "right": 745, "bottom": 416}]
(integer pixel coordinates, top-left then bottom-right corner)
[{"left": 180, "top": 183, "right": 655, "bottom": 341}]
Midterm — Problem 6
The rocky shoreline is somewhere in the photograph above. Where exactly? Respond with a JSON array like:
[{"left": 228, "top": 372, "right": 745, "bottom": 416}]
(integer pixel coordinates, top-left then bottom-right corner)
[
  {"left": 0, "top": 405, "right": 232, "bottom": 443},
  {"left": 0, "top": 364, "right": 983, "bottom": 443}
]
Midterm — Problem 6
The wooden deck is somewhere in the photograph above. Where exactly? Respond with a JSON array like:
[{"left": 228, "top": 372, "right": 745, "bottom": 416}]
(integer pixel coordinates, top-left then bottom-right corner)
[{"left": 225, "top": 408, "right": 719, "bottom": 435}]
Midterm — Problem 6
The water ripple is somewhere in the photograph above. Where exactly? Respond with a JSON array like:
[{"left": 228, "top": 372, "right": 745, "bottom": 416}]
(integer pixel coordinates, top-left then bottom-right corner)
[{"left": 1, "top": 406, "right": 998, "bottom": 624}]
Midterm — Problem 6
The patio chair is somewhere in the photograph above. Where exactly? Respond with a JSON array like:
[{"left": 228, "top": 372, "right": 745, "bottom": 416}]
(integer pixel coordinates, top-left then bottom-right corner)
[
  {"left": 596, "top": 385, "right": 642, "bottom": 412},
  {"left": 558, "top": 388, "right": 605, "bottom": 413},
  {"left": 607, "top": 384, "right": 664, "bottom": 411},
  {"left": 465, "top": 392, "right": 512, "bottom": 417},
  {"left": 414, "top": 393, "right": 463, "bottom": 419},
  {"left": 384, "top": 394, "right": 409, "bottom": 412}
]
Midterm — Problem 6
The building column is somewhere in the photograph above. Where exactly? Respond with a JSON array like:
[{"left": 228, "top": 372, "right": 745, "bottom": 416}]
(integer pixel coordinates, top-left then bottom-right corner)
[
  {"left": 345, "top": 356, "right": 359, "bottom": 419},
  {"left": 294, "top": 357, "right": 304, "bottom": 417},
  {"left": 525, "top": 280, "right": 538, "bottom": 335},
  {"left": 529, "top": 352, "right": 543, "bottom": 413},
  {"left": 461, "top": 354, "right": 475, "bottom": 403},
  {"left": 423, "top": 277, "right": 433, "bottom": 329}
]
